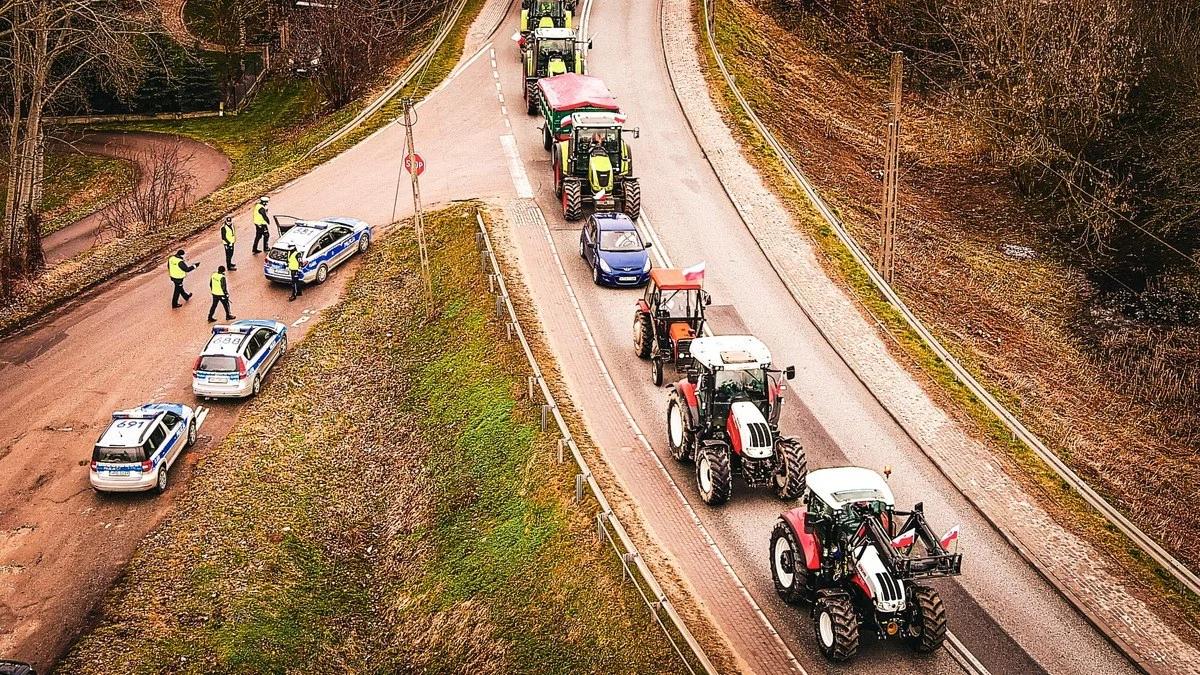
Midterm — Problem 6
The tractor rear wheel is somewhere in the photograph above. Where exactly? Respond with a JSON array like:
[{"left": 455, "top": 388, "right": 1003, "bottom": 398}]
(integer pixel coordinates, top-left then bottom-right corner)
[
  {"left": 666, "top": 390, "right": 693, "bottom": 461},
  {"left": 773, "top": 437, "right": 807, "bottom": 500},
  {"left": 634, "top": 312, "right": 652, "bottom": 359},
  {"left": 771, "top": 520, "right": 809, "bottom": 604},
  {"left": 696, "top": 440, "right": 732, "bottom": 506},
  {"left": 622, "top": 177, "right": 642, "bottom": 220},
  {"left": 563, "top": 179, "right": 583, "bottom": 221},
  {"left": 813, "top": 592, "right": 859, "bottom": 662},
  {"left": 526, "top": 81, "right": 539, "bottom": 115},
  {"left": 904, "top": 585, "right": 947, "bottom": 653},
  {"left": 543, "top": 125, "right": 553, "bottom": 151}
]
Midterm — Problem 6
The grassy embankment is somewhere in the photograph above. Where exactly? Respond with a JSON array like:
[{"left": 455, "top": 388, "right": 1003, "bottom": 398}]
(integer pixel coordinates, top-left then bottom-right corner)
[
  {"left": 694, "top": 0, "right": 1200, "bottom": 629},
  {"left": 0, "top": 0, "right": 484, "bottom": 337},
  {"left": 58, "top": 204, "right": 685, "bottom": 674},
  {"left": 0, "top": 154, "right": 135, "bottom": 236}
]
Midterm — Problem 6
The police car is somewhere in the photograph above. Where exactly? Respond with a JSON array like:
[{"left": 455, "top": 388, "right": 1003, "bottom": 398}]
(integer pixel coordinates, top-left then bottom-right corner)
[
  {"left": 90, "top": 403, "right": 203, "bottom": 494},
  {"left": 263, "top": 217, "right": 372, "bottom": 285},
  {"left": 192, "top": 320, "right": 288, "bottom": 398}
]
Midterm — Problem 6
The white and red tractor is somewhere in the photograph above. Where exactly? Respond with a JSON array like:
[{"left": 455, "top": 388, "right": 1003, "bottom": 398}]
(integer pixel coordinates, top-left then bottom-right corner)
[
  {"left": 770, "top": 467, "right": 963, "bottom": 662},
  {"left": 665, "top": 334, "right": 806, "bottom": 505}
]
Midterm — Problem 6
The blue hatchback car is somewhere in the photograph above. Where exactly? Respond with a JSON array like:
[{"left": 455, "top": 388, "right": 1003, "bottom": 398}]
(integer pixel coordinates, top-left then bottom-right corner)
[{"left": 579, "top": 213, "right": 652, "bottom": 287}]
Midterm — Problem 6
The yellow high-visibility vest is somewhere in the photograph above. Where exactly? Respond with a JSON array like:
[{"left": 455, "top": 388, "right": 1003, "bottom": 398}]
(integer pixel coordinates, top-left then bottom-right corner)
[
  {"left": 210, "top": 272, "right": 226, "bottom": 296},
  {"left": 222, "top": 223, "right": 236, "bottom": 244},
  {"left": 288, "top": 251, "right": 301, "bottom": 272},
  {"left": 253, "top": 203, "right": 268, "bottom": 226},
  {"left": 168, "top": 256, "right": 186, "bottom": 280}
]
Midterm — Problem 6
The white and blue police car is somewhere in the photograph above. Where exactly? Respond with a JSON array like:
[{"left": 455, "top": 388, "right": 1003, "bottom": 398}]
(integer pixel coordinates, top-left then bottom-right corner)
[
  {"left": 264, "top": 217, "right": 372, "bottom": 285},
  {"left": 192, "top": 320, "right": 288, "bottom": 398},
  {"left": 90, "top": 403, "right": 202, "bottom": 494}
]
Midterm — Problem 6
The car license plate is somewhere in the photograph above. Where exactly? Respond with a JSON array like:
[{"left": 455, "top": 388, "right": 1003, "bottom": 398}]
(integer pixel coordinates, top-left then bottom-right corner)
[
  {"left": 619, "top": 276, "right": 637, "bottom": 282},
  {"left": 208, "top": 375, "right": 229, "bottom": 384},
  {"left": 109, "top": 470, "right": 130, "bottom": 477}
]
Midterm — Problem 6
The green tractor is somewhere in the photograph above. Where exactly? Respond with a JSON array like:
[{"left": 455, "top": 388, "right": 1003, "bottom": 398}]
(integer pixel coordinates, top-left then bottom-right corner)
[
  {"left": 523, "top": 27, "right": 585, "bottom": 114},
  {"left": 521, "top": 0, "right": 572, "bottom": 33},
  {"left": 553, "top": 112, "right": 641, "bottom": 221}
]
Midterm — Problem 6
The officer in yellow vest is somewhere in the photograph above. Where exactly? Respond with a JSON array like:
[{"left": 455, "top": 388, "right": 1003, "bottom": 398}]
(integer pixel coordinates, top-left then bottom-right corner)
[
  {"left": 167, "top": 249, "right": 196, "bottom": 308},
  {"left": 252, "top": 196, "right": 270, "bottom": 253},
  {"left": 221, "top": 216, "right": 238, "bottom": 271},
  {"left": 287, "top": 245, "right": 304, "bottom": 302},
  {"left": 207, "top": 266, "right": 236, "bottom": 322}
]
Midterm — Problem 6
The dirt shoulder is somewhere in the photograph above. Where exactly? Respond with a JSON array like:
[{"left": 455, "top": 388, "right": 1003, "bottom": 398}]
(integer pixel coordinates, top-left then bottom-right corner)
[{"left": 56, "top": 204, "right": 686, "bottom": 674}]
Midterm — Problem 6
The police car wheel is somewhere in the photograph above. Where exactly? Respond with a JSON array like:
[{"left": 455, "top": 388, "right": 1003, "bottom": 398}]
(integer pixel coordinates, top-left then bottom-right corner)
[
  {"left": 358, "top": 234, "right": 370, "bottom": 253},
  {"left": 154, "top": 464, "right": 169, "bottom": 494},
  {"left": 252, "top": 376, "right": 262, "bottom": 397},
  {"left": 186, "top": 420, "right": 197, "bottom": 447},
  {"left": 316, "top": 264, "right": 329, "bottom": 284}
]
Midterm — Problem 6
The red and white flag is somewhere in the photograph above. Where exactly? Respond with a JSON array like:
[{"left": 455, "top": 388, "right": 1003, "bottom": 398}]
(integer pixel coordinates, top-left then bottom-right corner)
[
  {"left": 890, "top": 529, "right": 916, "bottom": 549},
  {"left": 939, "top": 525, "right": 961, "bottom": 549},
  {"left": 561, "top": 117, "right": 573, "bottom": 128},
  {"left": 683, "top": 261, "right": 705, "bottom": 283},
  {"left": 614, "top": 113, "right": 628, "bottom": 124}
]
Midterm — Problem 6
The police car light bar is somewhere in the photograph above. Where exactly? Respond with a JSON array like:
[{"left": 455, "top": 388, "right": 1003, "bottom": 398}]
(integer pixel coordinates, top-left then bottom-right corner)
[
  {"left": 112, "top": 408, "right": 159, "bottom": 420},
  {"left": 212, "top": 325, "right": 253, "bottom": 334}
]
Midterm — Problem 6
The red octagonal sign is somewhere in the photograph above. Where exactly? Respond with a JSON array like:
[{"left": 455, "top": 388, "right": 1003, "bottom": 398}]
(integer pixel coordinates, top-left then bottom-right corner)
[{"left": 404, "top": 153, "right": 426, "bottom": 176}]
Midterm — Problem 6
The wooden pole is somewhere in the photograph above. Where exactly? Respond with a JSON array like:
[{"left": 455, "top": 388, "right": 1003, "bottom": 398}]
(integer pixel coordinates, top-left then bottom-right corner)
[
  {"left": 879, "top": 51, "right": 903, "bottom": 285},
  {"left": 401, "top": 98, "right": 433, "bottom": 317}
]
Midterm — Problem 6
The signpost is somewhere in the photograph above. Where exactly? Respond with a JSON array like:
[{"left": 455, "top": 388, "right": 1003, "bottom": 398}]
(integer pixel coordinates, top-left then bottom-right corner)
[{"left": 404, "top": 152, "right": 426, "bottom": 177}]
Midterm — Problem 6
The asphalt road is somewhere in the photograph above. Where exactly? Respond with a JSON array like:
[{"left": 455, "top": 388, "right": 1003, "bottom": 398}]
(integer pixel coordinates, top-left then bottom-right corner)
[{"left": 0, "top": 0, "right": 1142, "bottom": 672}]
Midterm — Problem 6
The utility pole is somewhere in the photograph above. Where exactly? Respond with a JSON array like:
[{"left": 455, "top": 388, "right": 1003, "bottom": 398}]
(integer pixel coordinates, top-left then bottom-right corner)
[
  {"left": 878, "top": 51, "right": 903, "bottom": 285},
  {"left": 400, "top": 97, "right": 433, "bottom": 317}
]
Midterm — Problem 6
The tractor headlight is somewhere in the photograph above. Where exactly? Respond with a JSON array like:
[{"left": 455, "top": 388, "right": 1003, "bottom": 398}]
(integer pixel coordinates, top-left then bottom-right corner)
[
  {"left": 642, "top": 257, "right": 651, "bottom": 272},
  {"left": 599, "top": 258, "right": 612, "bottom": 273}
]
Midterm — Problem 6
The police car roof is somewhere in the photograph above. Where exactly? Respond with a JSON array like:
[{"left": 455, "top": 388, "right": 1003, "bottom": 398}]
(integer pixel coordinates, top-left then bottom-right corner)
[
  {"left": 202, "top": 325, "right": 253, "bottom": 355},
  {"left": 272, "top": 218, "right": 362, "bottom": 249},
  {"left": 97, "top": 411, "right": 162, "bottom": 447}
]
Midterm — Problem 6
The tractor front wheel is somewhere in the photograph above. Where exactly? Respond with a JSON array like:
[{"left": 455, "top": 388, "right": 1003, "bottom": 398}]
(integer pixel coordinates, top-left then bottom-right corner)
[
  {"left": 543, "top": 125, "right": 553, "bottom": 152},
  {"left": 771, "top": 519, "right": 809, "bottom": 604},
  {"left": 526, "top": 81, "right": 539, "bottom": 115},
  {"left": 634, "top": 312, "right": 653, "bottom": 359},
  {"left": 696, "top": 440, "right": 732, "bottom": 506},
  {"left": 905, "top": 585, "right": 948, "bottom": 653},
  {"left": 563, "top": 179, "right": 583, "bottom": 221},
  {"left": 773, "top": 437, "right": 808, "bottom": 500},
  {"left": 666, "top": 390, "right": 693, "bottom": 461},
  {"left": 813, "top": 592, "right": 860, "bottom": 662},
  {"left": 622, "top": 177, "right": 642, "bottom": 220},
  {"left": 553, "top": 153, "right": 564, "bottom": 198}
]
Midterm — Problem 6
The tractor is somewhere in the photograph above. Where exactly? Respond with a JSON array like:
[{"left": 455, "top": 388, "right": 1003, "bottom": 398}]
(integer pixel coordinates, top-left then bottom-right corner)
[
  {"left": 523, "top": 27, "right": 585, "bottom": 114},
  {"left": 521, "top": 0, "right": 572, "bottom": 35},
  {"left": 634, "top": 268, "right": 710, "bottom": 386},
  {"left": 553, "top": 111, "right": 640, "bottom": 220},
  {"left": 770, "top": 467, "right": 962, "bottom": 662},
  {"left": 665, "top": 335, "right": 805, "bottom": 505}
]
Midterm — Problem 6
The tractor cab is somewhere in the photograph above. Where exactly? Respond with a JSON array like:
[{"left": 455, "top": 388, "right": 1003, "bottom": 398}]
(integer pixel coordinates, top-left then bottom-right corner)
[
  {"left": 635, "top": 267, "right": 708, "bottom": 385},
  {"left": 568, "top": 114, "right": 634, "bottom": 211},
  {"left": 688, "top": 335, "right": 785, "bottom": 427},
  {"left": 524, "top": 27, "right": 582, "bottom": 82},
  {"left": 521, "top": 0, "right": 572, "bottom": 32}
]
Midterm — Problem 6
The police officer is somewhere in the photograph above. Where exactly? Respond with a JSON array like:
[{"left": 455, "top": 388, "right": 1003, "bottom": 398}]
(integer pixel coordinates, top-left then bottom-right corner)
[
  {"left": 287, "top": 245, "right": 304, "bottom": 302},
  {"left": 207, "top": 266, "right": 236, "bottom": 322},
  {"left": 168, "top": 249, "right": 196, "bottom": 308},
  {"left": 252, "top": 196, "right": 270, "bottom": 254},
  {"left": 220, "top": 216, "right": 238, "bottom": 271}
]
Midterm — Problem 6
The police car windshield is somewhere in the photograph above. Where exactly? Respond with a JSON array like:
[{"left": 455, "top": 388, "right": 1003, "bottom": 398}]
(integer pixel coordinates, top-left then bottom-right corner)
[
  {"left": 600, "top": 229, "right": 642, "bottom": 252},
  {"left": 92, "top": 444, "right": 146, "bottom": 463},
  {"left": 198, "top": 355, "right": 239, "bottom": 372}
]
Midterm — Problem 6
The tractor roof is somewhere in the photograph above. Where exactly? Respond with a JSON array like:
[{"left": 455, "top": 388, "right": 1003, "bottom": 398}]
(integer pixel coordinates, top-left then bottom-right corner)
[
  {"left": 807, "top": 467, "right": 895, "bottom": 510},
  {"left": 534, "top": 26, "right": 576, "bottom": 39},
  {"left": 538, "top": 73, "right": 619, "bottom": 112},
  {"left": 570, "top": 112, "right": 626, "bottom": 128},
  {"left": 689, "top": 335, "right": 771, "bottom": 371},
  {"left": 649, "top": 268, "right": 701, "bottom": 290}
]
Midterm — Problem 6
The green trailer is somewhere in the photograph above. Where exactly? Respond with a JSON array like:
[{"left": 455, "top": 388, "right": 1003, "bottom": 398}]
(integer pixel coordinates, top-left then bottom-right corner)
[{"left": 536, "top": 73, "right": 622, "bottom": 151}]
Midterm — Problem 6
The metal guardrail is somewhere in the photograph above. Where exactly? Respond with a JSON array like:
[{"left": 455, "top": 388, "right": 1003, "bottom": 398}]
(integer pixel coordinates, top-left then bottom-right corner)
[
  {"left": 474, "top": 210, "right": 718, "bottom": 675},
  {"left": 695, "top": 0, "right": 1200, "bottom": 602}
]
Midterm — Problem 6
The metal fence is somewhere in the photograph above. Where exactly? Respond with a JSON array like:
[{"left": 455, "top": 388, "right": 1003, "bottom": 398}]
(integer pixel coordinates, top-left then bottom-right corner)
[{"left": 473, "top": 210, "right": 718, "bottom": 675}]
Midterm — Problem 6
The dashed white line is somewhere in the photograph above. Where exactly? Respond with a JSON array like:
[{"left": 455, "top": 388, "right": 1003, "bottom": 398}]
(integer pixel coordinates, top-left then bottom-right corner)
[{"left": 500, "top": 135, "right": 535, "bottom": 198}]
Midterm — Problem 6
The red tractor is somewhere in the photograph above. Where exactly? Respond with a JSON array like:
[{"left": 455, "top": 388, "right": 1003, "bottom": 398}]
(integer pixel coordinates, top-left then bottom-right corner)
[
  {"left": 634, "top": 268, "right": 709, "bottom": 386},
  {"left": 770, "top": 467, "right": 962, "bottom": 662},
  {"left": 665, "top": 334, "right": 806, "bottom": 505}
]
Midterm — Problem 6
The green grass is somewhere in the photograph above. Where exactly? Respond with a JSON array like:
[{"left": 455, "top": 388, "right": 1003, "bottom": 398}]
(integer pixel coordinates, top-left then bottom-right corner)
[
  {"left": 56, "top": 204, "right": 685, "bottom": 674},
  {"left": 695, "top": 0, "right": 1200, "bottom": 629}
]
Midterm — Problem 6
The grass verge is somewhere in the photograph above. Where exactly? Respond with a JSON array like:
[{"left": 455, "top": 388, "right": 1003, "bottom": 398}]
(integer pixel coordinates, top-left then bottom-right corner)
[
  {"left": 56, "top": 203, "right": 685, "bottom": 674},
  {"left": 693, "top": 0, "right": 1200, "bottom": 634},
  {"left": 0, "top": 0, "right": 485, "bottom": 339},
  {"left": 0, "top": 153, "right": 135, "bottom": 236}
]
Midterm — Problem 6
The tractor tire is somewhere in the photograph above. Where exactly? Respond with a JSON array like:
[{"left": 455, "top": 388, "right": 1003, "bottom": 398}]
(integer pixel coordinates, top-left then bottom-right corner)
[
  {"left": 563, "top": 179, "right": 583, "bottom": 221},
  {"left": 543, "top": 125, "right": 553, "bottom": 152},
  {"left": 553, "top": 153, "right": 564, "bottom": 198},
  {"left": 622, "top": 177, "right": 642, "bottom": 220},
  {"left": 634, "top": 311, "right": 653, "bottom": 359},
  {"left": 666, "top": 390, "right": 693, "bottom": 462},
  {"left": 904, "top": 584, "right": 948, "bottom": 653},
  {"left": 695, "top": 440, "right": 732, "bottom": 506},
  {"left": 770, "top": 519, "right": 809, "bottom": 604},
  {"left": 526, "top": 80, "right": 539, "bottom": 115},
  {"left": 652, "top": 359, "right": 664, "bottom": 387},
  {"left": 813, "top": 592, "right": 860, "bottom": 662},
  {"left": 773, "top": 437, "right": 808, "bottom": 500}
]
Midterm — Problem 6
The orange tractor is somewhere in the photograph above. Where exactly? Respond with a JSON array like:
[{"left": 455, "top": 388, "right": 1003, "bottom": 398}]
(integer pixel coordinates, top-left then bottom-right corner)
[{"left": 634, "top": 268, "right": 710, "bottom": 386}]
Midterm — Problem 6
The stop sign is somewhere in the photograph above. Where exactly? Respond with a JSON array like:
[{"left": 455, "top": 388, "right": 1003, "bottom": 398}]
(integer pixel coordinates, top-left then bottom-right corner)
[{"left": 404, "top": 153, "right": 426, "bottom": 176}]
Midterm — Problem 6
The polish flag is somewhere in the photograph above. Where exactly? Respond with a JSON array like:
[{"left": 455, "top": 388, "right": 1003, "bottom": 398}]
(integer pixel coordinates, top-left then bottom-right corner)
[
  {"left": 561, "top": 117, "right": 573, "bottom": 128},
  {"left": 614, "top": 114, "right": 628, "bottom": 124},
  {"left": 890, "top": 529, "right": 917, "bottom": 549},
  {"left": 683, "top": 261, "right": 705, "bottom": 283},
  {"left": 939, "top": 525, "right": 961, "bottom": 549}
]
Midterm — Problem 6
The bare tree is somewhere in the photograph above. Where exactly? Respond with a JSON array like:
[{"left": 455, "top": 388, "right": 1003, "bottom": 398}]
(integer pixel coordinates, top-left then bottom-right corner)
[
  {"left": 1, "top": 0, "right": 154, "bottom": 295},
  {"left": 96, "top": 142, "right": 197, "bottom": 240}
]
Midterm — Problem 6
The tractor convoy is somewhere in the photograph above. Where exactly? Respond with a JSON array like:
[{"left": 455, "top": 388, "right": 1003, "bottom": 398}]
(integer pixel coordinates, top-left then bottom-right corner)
[{"left": 516, "top": 8, "right": 964, "bottom": 664}]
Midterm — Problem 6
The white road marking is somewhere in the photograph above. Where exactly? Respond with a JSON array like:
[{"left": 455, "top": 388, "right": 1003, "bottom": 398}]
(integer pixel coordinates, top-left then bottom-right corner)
[
  {"left": 493, "top": 71, "right": 500, "bottom": 79},
  {"left": 501, "top": 106, "right": 507, "bottom": 115},
  {"left": 194, "top": 406, "right": 209, "bottom": 432},
  {"left": 500, "top": 135, "right": 535, "bottom": 198}
]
